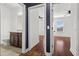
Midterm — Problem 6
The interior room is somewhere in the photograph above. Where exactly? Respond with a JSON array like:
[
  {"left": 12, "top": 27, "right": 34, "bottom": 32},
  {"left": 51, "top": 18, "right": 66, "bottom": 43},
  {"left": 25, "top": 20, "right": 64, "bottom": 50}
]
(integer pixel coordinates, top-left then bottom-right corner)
[
  {"left": 0, "top": 3, "right": 79, "bottom": 56},
  {"left": 0, "top": 3, "right": 24, "bottom": 56},
  {"left": 20, "top": 3, "right": 53, "bottom": 56},
  {"left": 21, "top": 3, "right": 78, "bottom": 56},
  {"left": 53, "top": 3, "right": 79, "bottom": 56}
]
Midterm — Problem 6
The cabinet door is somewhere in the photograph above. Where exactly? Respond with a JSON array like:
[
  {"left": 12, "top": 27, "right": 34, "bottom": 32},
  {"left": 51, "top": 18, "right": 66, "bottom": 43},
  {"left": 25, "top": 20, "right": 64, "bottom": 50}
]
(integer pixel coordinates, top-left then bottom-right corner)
[
  {"left": 10, "top": 33, "right": 14, "bottom": 45},
  {"left": 18, "top": 33, "right": 22, "bottom": 48},
  {"left": 10, "top": 32, "right": 19, "bottom": 47},
  {"left": 13, "top": 33, "right": 19, "bottom": 47}
]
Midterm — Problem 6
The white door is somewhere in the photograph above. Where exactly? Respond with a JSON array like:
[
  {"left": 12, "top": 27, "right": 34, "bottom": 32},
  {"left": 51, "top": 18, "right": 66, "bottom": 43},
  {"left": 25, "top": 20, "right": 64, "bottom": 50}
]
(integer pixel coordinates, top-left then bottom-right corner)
[
  {"left": 28, "top": 4, "right": 45, "bottom": 50},
  {"left": 38, "top": 6, "right": 45, "bottom": 35}
]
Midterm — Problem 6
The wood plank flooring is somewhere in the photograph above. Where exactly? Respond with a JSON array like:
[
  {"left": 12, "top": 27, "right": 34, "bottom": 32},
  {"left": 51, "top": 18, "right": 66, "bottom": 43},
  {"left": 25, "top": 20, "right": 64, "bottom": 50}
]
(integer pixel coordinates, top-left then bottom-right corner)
[
  {"left": 20, "top": 43, "right": 45, "bottom": 56},
  {"left": 20, "top": 36, "right": 73, "bottom": 56},
  {"left": 20, "top": 35, "right": 45, "bottom": 56},
  {"left": 53, "top": 36, "right": 73, "bottom": 56}
]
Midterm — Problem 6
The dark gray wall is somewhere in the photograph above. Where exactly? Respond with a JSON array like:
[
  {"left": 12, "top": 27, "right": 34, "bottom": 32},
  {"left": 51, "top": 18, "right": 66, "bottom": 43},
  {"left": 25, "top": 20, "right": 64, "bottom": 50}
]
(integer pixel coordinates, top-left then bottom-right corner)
[{"left": 46, "top": 3, "right": 50, "bottom": 52}]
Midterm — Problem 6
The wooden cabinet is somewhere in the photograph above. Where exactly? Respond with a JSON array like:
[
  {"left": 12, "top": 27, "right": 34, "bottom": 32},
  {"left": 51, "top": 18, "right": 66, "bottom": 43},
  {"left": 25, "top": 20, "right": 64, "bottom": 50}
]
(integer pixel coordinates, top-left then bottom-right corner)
[{"left": 10, "top": 32, "right": 22, "bottom": 48}]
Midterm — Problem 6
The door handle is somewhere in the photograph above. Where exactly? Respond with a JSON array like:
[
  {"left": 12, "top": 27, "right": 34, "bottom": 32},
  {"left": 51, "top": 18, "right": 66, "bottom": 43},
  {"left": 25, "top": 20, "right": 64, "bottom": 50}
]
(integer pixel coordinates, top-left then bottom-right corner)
[{"left": 39, "top": 16, "right": 43, "bottom": 19}]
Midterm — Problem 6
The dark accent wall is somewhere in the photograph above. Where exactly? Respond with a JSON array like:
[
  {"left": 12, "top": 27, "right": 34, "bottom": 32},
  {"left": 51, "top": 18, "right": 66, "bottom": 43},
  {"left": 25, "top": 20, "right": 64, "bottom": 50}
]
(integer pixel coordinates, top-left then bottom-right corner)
[
  {"left": 25, "top": 5, "right": 28, "bottom": 48},
  {"left": 46, "top": 3, "right": 50, "bottom": 52}
]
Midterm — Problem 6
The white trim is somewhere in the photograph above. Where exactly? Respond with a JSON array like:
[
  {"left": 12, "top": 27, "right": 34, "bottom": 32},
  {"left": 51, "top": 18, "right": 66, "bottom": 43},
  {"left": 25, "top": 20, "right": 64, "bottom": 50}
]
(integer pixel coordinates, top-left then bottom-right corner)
[
  {"left": 43, "top": 3, "right": 47, "bottom": 55},
  {"left": 19, "top": 3, "right": 29, "bottom": 53},
  {"left": 50, "top": 3, "right": 54, "bottom": 56},
  {"left": 45, "top": 52, "right": 51, "bottom": 56}
]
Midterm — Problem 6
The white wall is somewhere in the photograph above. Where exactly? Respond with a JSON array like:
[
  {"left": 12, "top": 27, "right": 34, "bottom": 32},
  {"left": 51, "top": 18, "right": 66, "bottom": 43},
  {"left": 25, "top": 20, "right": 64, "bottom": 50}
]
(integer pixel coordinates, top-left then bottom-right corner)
[
  {"left": 1, "top": 4, "right": 23, "bottom": 45},
  {"left": 1, "top": 5, "right": 11, "bottom": 42},
  {"left": 53, "top": 4, "right": 78, "bottom": 56},
  {"left": 10, "top": 10, "right": 23, "bottom": 32},
  {"left": 76, "top": 4, "right": 79, "bottom": 56}
]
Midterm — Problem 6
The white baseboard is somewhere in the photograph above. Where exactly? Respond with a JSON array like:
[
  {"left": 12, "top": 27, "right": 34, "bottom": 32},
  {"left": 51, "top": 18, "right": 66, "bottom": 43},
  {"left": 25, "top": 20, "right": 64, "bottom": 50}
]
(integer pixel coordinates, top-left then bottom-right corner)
[
  {"left": 45, "top": 52, "right": 52, "bottom": 56},
  {"left": 25, "top": 48, "right": 29, "bottom": 53},
  {"left": 22, "top": 48, "right": 29, "bottom": 53}
]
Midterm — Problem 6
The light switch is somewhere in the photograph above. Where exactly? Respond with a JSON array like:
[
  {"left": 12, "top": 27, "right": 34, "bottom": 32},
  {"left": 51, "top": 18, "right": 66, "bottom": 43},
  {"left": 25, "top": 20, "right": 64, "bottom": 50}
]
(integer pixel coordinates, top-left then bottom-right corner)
[{"left": 47, "top": 25, "right": 50, "bottom": 30}]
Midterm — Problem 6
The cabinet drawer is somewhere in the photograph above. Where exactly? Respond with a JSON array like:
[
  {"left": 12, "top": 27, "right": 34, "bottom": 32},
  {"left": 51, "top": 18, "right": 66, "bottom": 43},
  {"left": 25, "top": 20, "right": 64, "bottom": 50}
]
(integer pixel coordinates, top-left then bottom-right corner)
[{"left": 10, "top": 32, "right": 22, "bottom": 48}]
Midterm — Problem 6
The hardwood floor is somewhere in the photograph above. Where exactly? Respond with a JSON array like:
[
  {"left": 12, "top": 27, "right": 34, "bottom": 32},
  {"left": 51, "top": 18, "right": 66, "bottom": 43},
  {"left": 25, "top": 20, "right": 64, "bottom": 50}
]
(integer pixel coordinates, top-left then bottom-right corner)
[
  {"left": 20, "top": 43, "right": 45, "bottom": 56},
  {"left": 20, "top": 35, "right": 45, "bottom": 56},
  {"left": 53, "top": 50, "right": 73, "bottom": 56},
  {"left": 20, "top": 36, "right": 73, "bottom": 56},
  {"left": 53, "top": 36, "right": 73, "bottom": 56}
]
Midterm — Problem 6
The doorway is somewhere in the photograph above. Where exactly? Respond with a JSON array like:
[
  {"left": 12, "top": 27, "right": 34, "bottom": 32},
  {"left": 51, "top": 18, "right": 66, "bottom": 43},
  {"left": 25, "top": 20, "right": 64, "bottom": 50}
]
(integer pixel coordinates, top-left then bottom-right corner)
[
  {"left": 0, "top": 3, "right": 24, "bottom": 56},
  {"left": 53, "top": 3, "right": 73, "bottom": 56},
  {"left": 25, "top": 4, "right": 46, "bottom": 56}
]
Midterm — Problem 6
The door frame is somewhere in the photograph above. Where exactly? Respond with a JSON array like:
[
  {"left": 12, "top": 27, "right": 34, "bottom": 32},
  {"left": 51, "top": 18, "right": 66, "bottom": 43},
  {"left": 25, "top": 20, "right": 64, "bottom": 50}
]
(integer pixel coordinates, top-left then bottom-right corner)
[
  {"left": 19, "top": 3, "right": 28, "bottom": 53},
  {"left": 20, "top": 3, "right": 53, "bottom": 55},
  {"left": 50, "top": 3, "right": 54, "bottom": 55}
]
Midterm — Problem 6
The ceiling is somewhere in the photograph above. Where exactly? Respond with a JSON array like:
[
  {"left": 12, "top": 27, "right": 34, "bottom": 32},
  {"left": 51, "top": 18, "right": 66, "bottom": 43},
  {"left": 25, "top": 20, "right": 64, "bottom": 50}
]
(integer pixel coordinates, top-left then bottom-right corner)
[
  {"left": 0, "top": 3, "right": 23, "bottom": 12},
  {"left": 53, "top": 3, "right": 72, "bottom": 17},
  {"left": 0, "top": 3, "right": 72, "bottom": 17}
]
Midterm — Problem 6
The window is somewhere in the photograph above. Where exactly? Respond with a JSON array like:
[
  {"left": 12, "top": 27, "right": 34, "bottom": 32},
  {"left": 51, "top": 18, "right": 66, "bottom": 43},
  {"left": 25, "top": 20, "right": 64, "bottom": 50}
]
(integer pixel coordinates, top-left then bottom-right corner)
[{"left": 56, "top": 19, "right": 64, "bottom": 32}]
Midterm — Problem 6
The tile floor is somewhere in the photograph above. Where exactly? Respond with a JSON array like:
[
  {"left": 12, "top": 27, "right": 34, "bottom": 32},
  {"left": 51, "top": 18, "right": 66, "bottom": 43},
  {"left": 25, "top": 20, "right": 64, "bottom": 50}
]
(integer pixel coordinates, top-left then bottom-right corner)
[{"left": 0, "top": 44, "right": 21, "bottom": 56}]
